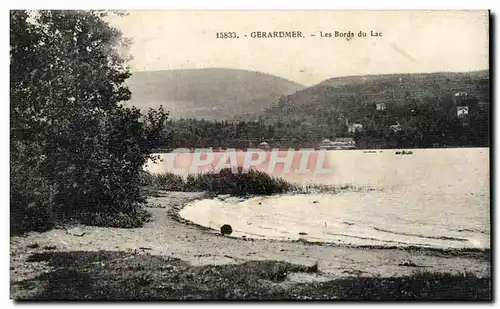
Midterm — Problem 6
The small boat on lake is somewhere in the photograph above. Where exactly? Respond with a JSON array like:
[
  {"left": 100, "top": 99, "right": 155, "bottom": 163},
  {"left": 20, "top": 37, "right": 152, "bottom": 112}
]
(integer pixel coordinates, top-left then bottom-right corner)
[{"left": 395, "top": 150, "right": 413, "bottom": 155}]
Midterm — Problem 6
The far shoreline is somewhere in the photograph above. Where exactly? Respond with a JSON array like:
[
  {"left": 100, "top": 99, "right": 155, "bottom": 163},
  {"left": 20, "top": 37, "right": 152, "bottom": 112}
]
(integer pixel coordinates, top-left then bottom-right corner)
[{"left": 150, "top": 146, "right": 490, "bottom": 153}]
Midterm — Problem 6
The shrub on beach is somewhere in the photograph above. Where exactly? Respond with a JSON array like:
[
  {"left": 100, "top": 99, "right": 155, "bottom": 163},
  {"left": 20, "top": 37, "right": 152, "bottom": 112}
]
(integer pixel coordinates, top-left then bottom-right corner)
[
  {"left": 140, "top": 168, "right": 297, "bottom": 196},
  {"left": 184, "top": 168, "right": 297, "bottom": 196},
  {"left": 79, "top": 208, "right": 152, "bottom": 228},
  {"left": 139, "top": 171, "right": 185, "bottom": 192}
]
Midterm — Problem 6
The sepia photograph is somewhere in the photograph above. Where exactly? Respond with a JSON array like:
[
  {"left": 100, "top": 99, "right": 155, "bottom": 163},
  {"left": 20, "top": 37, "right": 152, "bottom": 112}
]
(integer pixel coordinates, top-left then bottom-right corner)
[{"left": 9, "top": 9, "right": 490, "bottom": 300}]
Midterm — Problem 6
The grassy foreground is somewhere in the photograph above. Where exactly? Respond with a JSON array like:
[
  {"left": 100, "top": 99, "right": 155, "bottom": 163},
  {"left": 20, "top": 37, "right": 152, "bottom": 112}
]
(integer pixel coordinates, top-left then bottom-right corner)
[{"left": 12, "top": 250, "right": 491, "bottom": 301}]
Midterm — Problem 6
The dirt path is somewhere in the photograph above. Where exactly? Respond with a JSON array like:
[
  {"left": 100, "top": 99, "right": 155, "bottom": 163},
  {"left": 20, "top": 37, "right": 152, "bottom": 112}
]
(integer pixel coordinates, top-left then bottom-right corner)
[{"left": 10, "top": 191, "right": 490, "bottom": 288}]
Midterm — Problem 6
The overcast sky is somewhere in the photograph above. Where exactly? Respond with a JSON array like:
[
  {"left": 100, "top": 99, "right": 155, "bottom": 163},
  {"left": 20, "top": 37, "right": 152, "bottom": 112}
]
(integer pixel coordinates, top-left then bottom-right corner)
[{"left": 109, "top": 10, "right": 489, "bottom": 86}]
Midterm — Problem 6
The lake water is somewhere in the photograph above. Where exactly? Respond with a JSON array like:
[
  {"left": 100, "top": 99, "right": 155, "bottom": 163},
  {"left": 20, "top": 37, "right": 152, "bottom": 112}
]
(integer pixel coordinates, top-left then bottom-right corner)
[{"left": 146, "top": 148, "right": 490, "bottom": 249}]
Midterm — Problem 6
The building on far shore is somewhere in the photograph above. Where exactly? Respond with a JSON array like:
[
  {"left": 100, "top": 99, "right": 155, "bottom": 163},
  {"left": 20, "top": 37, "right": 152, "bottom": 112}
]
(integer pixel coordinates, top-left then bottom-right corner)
[
  {"left": 333, "top": 137, "right": 356, "bottom": 149},
  {"left": 376, "top": 103, "right": 387, "bottom": 111},
  {"left": 258, "top": 141, "right": 270, "bottom": 150},
  {"left": 319, "top": 138, "right": 333, "bottom": 149},
  {"left": 457, "top": 106, "right": 469, "bottom": 117},
  {"left": 348, "top": 123, "right": 363, "bottom": 133},
  {"left": 319, "top": 137, "right": 356, "bottom": 150},
  {"left": 345, "top": 119, "right": 363, "bottom": 134}
]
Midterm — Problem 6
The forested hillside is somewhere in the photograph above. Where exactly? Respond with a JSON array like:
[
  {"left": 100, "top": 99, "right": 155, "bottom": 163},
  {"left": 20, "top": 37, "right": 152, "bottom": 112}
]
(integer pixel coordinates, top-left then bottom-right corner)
[{"left": 160, "top": 71, "right": 489, "bottom": 150}]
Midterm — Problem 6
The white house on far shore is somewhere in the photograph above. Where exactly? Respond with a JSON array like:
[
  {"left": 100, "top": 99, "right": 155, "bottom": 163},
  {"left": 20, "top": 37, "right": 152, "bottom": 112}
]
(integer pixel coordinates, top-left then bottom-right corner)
[
  {"left": 348, "top": 123, "right": 363, "bottom": 133},
  {"left": 258, "top": 141, "right": 270, "bottom": 150},
  {"left": 376, "top": 103, "right": 387, "bottom": 111},
  {"left": 457, "top": 106, "right": 469, "bottom": 117}
]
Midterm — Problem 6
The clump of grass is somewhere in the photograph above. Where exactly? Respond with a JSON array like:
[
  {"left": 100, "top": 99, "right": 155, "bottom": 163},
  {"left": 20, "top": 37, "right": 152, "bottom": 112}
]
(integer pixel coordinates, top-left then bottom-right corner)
[
  {"left": 78, "top": 208, "right": 152, "bottom": 229},
  {"left": 140, "top": 168, "right": 298, "bottom": 196},
  {"left": 184, "top": 168, "right": 298, "bottom": 196},
  {"left": 297, "top": 183, "right": 378, "bottom": 194},
  {"left": 139, "top": 171, "right": 185, "bottom": 192}
]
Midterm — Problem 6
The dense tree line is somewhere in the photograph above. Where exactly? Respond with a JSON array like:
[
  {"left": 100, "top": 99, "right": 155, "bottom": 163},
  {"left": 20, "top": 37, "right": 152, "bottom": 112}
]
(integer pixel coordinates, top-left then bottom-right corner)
[
  {"left": 342, "top": 93, "right": 489, "bottom": 148},
  {"left": 161, "top": 93, "right": 489, "bottom": 150}
]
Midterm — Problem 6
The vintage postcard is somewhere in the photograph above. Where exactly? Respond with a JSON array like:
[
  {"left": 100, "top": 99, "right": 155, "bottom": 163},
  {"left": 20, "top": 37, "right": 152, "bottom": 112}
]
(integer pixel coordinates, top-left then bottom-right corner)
[{"left": 10, "top": 10, "right": 490, "bottom": 300}]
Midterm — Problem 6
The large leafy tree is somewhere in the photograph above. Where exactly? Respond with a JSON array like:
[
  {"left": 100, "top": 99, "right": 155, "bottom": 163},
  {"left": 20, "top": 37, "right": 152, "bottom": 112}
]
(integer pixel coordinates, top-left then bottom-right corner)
[{"left": 10, "top": 10, "right": 168, "bottom": 232}]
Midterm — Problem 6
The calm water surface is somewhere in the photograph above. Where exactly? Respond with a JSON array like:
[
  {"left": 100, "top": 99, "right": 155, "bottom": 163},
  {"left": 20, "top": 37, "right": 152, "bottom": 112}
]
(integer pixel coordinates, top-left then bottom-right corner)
[{"left": 147, "top": 148, "right": 490, "bottom": 249}]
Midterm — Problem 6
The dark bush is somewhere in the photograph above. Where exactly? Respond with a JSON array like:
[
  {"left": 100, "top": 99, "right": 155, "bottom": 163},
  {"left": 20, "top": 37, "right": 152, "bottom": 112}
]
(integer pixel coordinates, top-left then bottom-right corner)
[
  {"left": 185, "top": 168, "right": 297, "bottom": 196},
  {"left": 79, "top": 208, "right": 152, "bottom": 229},
  {"left": 139, "top": 171, "right": 185, "bottom": 191},
  {"left": 139, "top": 168, "right": 297, "bottom": 197},
  {"left": 10, "top": 153, "right": 57, "bottom": 233}
]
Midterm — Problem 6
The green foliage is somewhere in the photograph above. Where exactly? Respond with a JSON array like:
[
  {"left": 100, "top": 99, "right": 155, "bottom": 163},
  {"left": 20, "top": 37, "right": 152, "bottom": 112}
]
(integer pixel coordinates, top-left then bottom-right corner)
[
  {"left": 139, "top": 171, "right": 185, "bottom": 192},
  {"left": 10, "top": 159, "right": 58, "bottom": 232},
  {"left": 262, "top": 72, "right": 489, "bottom": 148},
  {"left": 139, "top": 169, "right": 296, "bottom": 196},
  {"left": 158, "top": 71, "right": 489, "bottom": 150},
  {"left": 79, "top": 208, "right": 152, "bottom": 228},
  {"left": 10, "top": 10, "right": 168, "bottom": 233},
  {"left": 160, "top": 118, "right": 317, "bottom": 150},
  {"left": 184, "top": 168, "right": 296, "bottom": 196}
]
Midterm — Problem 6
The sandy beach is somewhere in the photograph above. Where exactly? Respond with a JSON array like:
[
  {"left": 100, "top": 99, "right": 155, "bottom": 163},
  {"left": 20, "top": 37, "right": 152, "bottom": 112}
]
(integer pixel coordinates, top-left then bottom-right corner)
[{"left": 10, "top": 191, "right": 490, "bottom": 299}]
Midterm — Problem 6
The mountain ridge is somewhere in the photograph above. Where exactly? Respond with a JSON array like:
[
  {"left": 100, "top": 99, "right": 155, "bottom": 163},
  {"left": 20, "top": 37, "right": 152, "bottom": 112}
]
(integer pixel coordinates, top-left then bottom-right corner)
[{"left": 123, "top": 68, "right": 305, "bottom": 120}]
